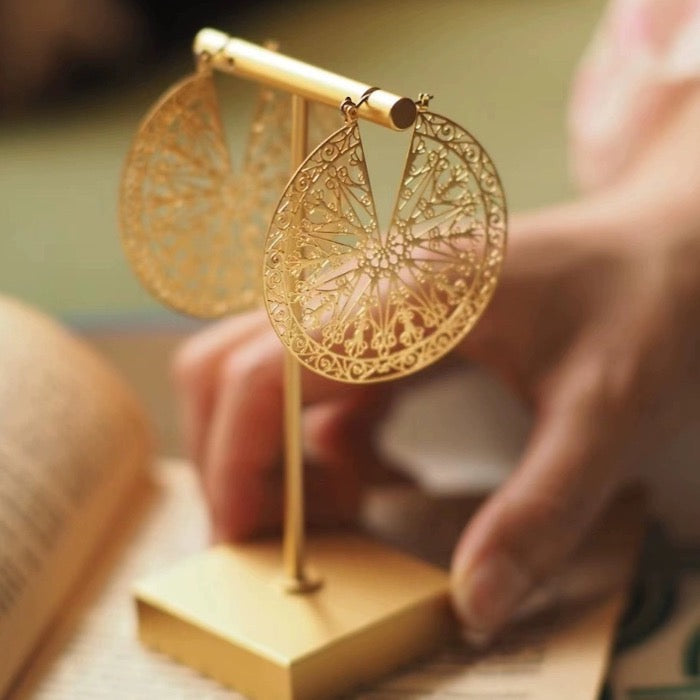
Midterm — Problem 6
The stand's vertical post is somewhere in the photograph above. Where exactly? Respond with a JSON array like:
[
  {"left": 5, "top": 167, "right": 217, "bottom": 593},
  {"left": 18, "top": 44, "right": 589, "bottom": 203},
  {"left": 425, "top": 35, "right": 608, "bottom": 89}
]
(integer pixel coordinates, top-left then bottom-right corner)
[{"left": 283, "top": 94, "right": 319, "bottom": 593}]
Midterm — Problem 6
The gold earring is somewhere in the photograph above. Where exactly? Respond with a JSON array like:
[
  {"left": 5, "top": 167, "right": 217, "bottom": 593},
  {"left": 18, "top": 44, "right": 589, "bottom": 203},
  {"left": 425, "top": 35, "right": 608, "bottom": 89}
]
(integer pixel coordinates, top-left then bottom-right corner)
[
  {"left": 263, "top": 92, "right": 507, "bottom": 383},
  {"left": 119, "top": 50, "right": 291, "bottom": 318}
]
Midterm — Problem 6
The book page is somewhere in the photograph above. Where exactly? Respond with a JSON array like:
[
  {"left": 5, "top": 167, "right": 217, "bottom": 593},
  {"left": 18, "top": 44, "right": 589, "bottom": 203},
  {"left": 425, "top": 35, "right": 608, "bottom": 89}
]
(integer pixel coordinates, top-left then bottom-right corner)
[
  {"left": 8, "top": 462, "right": 232, "bottom": 699},
  {"left": 0, "top": 296, "right": 151, "bottom": 696},
  {"left": 10, "top": 459, "right": 642, "bottom": 700}
]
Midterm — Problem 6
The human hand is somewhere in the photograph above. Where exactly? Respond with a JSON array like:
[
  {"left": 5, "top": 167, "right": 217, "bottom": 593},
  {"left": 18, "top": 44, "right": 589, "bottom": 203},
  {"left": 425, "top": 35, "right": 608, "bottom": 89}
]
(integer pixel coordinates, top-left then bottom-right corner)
[
  {"left": 173, "top": 87, "right": 700, "bottom": 643},
  {"left": 450, "top": 86, "right": 700, "bottom": 641}
]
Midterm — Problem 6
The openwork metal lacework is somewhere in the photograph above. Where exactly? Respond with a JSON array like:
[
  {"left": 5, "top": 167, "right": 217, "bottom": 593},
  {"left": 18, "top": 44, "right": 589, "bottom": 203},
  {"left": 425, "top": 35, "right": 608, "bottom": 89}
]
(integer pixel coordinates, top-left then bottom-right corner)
[
  {"left": 263, "top": 110, "right": 507, "bottom": 383},
  {"left": 120, "top": 69, "right": 290, "bottom": 318}
]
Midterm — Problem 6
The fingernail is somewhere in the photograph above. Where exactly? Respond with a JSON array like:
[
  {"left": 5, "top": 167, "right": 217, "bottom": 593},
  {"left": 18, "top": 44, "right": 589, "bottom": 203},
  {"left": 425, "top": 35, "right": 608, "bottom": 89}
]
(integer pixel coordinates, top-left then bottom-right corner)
[{"left": 452, "top": 553, "right": 531, "bottom": 640}]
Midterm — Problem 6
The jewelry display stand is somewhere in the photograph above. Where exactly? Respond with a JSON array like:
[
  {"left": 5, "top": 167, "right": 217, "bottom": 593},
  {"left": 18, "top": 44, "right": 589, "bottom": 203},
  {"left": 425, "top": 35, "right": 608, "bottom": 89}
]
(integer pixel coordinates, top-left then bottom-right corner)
[{"left": 122, "top": 28, "right": 507, "bottom": 699}]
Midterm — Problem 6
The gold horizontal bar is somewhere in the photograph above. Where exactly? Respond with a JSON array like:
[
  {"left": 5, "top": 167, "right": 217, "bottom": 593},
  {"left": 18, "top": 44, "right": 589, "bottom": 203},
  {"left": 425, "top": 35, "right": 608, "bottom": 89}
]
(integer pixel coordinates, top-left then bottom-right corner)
[{"left": 193, "top": 28, "right": 416, "bottom": 131}]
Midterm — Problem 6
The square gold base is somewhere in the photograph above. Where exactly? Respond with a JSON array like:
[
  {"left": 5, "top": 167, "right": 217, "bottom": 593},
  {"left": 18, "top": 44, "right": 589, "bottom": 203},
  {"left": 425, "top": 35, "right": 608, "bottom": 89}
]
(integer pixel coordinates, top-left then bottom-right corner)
[{"left": 134, "top": 533, "right": 454, "bottom": 700}]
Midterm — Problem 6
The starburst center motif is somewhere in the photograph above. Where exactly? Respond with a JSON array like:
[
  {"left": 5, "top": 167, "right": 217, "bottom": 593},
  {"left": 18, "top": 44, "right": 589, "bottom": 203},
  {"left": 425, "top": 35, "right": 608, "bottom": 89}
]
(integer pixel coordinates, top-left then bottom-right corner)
[{"left": 358, "top": 232, "right": 412, "bottom": 278}]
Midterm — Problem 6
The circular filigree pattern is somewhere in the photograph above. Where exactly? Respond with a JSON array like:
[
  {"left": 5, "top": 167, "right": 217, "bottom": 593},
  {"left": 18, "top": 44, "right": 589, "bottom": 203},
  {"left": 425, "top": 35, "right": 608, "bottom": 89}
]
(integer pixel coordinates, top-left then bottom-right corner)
[
  {"left": 120, "top": 71, "right": 289, "bottom": 318},
  {"left": 263, "top": 110, "right": 507, "bottom": 383}
]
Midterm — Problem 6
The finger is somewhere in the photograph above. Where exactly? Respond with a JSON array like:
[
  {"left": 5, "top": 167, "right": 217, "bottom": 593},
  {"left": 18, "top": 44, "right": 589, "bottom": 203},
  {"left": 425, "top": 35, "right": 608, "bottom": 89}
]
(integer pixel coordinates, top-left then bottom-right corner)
[
  {"left": 203, "top": 392, "right": 392, "bottom": 539},
  {"left": 304, "top": 385, "right": 398, "bottom": 483},
  {"left": 200, "top": 327, "right": 369, "bottom": 541},
  {"left": 303, "top": 400, "right": 364, "bottom": 524},
  {"left": 450, "top": 348, "right": 629, "bottom": 642},
  {"left": 458, "top": 197, "right": 625, "bottom": 391},
  {"left": 202, "top": 330, "right": 286, "bottom": 541},
  {"left": 171, "top": 308, "right": 270, "bottom": 464},
  {"left": 302, "top": 387, "right": 400, "bottom": 526},
  {"left": 511, "top": 484, "right": 646, "bottom": 623},
  {"left": 173, "top": 307, "right": 359, "bottom": 467}
]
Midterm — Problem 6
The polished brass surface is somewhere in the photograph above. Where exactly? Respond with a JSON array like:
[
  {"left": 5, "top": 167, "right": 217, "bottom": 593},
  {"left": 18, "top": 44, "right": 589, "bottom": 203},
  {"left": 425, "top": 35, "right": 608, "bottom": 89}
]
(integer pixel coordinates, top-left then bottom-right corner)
[
  {"left": 263, "top": 100, "right": 507, "bottom": 383},
  {"left": 282, "top": 95, "right": 321, "bottom": 594},
  {"left": 194, "top": 29, "right": 416, "bottom": 131},
  {"left": 119, "top": 67, "right": 291, "bottom": 318},
  {"left": 135, "top": 534, "right": 454, "bottom": 700}
]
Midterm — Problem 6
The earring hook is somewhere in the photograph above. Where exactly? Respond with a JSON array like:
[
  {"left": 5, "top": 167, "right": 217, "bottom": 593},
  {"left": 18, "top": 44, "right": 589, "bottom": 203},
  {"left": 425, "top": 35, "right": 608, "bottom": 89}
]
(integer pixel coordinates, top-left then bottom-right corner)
[
  {"left": 340, "top": 86, "right": 381, "bottom": 123},
  {"left": 416, "top": 92, "right": 433, "bottom": 111}
]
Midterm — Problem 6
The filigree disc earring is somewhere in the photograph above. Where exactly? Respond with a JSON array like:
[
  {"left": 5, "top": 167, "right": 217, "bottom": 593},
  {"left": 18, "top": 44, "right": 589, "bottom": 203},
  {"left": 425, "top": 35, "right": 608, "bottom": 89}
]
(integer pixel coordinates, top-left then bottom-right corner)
[
  {"left": 119, "top": 53, "right": 291, "bottom": 318},
  {"left": 263, "top": 93, "right": 507, "bottom": 383}
]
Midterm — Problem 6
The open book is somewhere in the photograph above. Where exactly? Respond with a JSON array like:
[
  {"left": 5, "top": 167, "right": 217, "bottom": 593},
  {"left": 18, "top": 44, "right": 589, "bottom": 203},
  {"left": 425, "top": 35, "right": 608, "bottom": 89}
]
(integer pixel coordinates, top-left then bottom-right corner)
[{"left": 0, "top": 296, "right": 643, "bottom": 699}]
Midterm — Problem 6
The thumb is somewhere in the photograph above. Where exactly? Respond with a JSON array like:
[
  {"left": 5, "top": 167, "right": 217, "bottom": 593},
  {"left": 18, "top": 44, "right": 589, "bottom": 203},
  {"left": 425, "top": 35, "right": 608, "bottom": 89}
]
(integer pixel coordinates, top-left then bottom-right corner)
[{"left": 450, "top": 351, "right": 629, "bottom": 642}]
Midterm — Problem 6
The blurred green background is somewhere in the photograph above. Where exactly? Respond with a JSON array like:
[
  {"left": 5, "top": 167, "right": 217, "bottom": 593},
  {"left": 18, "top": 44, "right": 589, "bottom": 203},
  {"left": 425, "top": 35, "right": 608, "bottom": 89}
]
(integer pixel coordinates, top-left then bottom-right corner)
[{"left": 0, "top": 0, "right": 604, "bottom": 321}]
